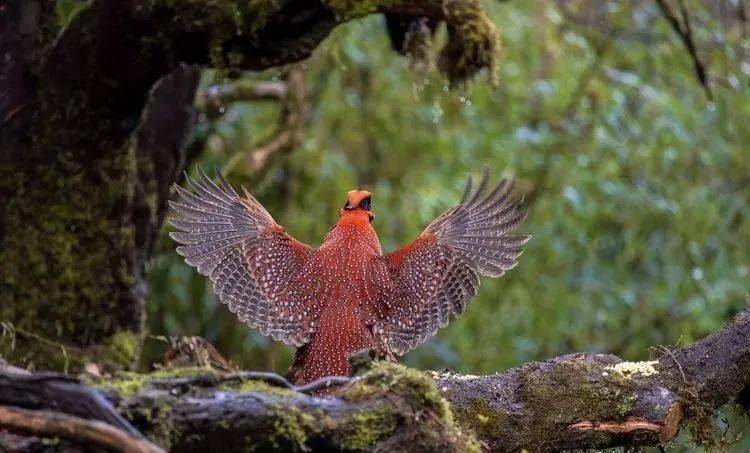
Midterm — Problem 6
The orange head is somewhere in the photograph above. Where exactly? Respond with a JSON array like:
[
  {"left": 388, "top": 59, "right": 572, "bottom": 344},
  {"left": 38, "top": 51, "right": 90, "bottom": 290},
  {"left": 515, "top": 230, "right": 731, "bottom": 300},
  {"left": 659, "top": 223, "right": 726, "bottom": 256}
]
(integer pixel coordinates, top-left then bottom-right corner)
[{"left": 339, "top": 189, "right": 374, "bottom": 222}]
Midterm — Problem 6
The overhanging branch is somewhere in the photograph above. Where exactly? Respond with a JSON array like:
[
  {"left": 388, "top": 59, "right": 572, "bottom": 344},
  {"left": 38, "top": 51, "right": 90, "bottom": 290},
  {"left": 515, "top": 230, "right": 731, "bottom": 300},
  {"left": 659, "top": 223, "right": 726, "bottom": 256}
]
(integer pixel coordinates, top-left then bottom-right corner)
[
  {"left": 1, "top": 311, "right": 748, "bottom": 451},
  {"left": 654, "top": 0, "right": 713, "bottom": 100}
]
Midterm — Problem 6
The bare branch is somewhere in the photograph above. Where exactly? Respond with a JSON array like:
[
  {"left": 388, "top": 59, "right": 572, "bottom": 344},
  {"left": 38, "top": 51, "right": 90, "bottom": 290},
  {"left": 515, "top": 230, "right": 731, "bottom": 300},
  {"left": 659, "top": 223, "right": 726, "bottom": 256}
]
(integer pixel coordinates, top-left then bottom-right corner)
[
  {"left": 0, "top": 406, "right": 163, "bottom": 453},
  {"left": 246, "top": 64, "right": 310, "bottom": 172},
  {"left": 654, "top": 0, "right": 713, "bottom": 100},
  {"left": 197, "top": 81, "right": 288, "bottom": 118}
]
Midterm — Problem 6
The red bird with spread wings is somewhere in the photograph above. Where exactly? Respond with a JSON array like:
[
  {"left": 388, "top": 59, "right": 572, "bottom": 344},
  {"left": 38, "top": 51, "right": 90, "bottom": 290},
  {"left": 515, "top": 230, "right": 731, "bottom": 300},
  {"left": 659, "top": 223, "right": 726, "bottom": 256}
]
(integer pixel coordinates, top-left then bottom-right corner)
[{"left": 169, "top": 168, "right": 530, "bottom": 384}]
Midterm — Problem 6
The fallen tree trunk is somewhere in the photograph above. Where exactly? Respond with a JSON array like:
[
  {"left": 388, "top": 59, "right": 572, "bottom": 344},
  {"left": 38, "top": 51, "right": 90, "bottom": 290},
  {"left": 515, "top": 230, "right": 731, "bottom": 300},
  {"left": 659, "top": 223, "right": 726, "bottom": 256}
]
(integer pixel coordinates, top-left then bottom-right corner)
[{"left": 1, "top": 311, "right": 748, "bottom": 451}]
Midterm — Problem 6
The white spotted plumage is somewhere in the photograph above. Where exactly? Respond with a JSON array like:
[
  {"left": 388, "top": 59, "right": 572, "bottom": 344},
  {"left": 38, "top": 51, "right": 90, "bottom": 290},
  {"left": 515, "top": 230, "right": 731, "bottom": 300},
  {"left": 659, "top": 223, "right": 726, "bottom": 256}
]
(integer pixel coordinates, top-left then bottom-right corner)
[{"left": 169, "top": 167, "right": 530, "bottom": 384}]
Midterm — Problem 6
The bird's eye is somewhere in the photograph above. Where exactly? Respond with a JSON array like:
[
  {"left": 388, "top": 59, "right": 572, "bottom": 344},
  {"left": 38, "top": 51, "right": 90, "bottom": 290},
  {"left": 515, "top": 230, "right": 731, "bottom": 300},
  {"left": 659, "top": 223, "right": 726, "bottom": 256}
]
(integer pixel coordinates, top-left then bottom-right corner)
[{"left": 358, "top": 197, "right": 371, "bottom": 210}]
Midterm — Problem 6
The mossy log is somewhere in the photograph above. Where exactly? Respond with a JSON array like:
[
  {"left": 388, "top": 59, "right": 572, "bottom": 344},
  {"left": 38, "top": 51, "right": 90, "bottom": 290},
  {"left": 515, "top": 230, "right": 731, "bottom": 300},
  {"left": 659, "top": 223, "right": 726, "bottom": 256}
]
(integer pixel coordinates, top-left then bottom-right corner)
[
  {"left": 1, "top": 311, "right": 748, "bottom": 452},
  {"left": 0, "top": 0, "right": 500, "bottom": 370}
]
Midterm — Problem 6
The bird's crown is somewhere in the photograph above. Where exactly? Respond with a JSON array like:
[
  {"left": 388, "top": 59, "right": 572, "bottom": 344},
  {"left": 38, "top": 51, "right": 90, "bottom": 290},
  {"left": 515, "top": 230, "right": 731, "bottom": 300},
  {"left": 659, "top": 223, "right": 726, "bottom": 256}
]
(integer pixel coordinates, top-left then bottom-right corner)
[
  {"left": 340, "top": 188, "right": 373, "bottom": 222},
  {"left": 344, "top": 189, "right": 372, "bottom": 211}
]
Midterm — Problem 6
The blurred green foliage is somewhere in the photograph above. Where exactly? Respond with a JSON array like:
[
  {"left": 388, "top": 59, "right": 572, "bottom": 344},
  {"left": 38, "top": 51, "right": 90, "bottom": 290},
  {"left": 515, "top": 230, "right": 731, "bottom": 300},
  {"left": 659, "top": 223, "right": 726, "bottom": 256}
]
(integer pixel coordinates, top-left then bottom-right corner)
[{"left": 146, "top": 0, "right": 749, "bottom": 448}]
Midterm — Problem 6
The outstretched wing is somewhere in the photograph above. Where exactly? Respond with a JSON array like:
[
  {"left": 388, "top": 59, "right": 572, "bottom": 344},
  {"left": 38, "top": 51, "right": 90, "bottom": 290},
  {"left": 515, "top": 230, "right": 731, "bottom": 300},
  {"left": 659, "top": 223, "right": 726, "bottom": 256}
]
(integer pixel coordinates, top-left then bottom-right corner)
[
  {"left": 383, "top": 168, "right": 531, "bottom": 355},
  {"left": 169, "top": 169, "right": 313, "bottom": 346}
]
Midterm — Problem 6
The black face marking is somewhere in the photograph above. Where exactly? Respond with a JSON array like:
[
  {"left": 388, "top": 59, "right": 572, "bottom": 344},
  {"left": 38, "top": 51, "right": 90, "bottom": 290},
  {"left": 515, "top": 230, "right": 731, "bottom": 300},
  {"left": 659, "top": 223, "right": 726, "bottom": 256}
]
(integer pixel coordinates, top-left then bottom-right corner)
[
  {"left": 344, "top": 201, "right": 354, "bottom": 210},
  {"left": 358, "top": 197, "right": 371, "bottom": 211}
]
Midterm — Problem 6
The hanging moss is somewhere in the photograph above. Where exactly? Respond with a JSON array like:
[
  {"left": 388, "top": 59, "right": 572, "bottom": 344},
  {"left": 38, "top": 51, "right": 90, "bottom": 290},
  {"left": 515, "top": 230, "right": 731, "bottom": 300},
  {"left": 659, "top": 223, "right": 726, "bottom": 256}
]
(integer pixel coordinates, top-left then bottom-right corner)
[
  {"left": 322, "top": 0, "right": 499, "bottom": 85},
  {"left": 438, "top": 0, "right": 500, "bottom": 85}
]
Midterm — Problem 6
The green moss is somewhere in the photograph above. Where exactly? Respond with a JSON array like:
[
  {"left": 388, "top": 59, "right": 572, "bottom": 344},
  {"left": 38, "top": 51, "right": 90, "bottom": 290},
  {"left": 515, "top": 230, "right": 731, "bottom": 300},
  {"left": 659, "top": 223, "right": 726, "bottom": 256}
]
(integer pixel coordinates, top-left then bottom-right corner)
[
  {"left": 81, "top": 364, "right": 483, "bottom": 451},
  {"left": 343, "top": 362, "right": 480, "bottom": 452},
  {"left": 677, "top": 385, "right": 720, "bottom": 448},
  {"left": 453, "top": 397, "right": 510, "bottom": 441},
  {"left": 617, "top": 393, "right": 637, "bottom": 416},
  {"left": 91, "top": 368, "right": 186, "bottom": 449},
  {"left": 324, "top": 0, "right": 384, "bottom": 20},
  {"left": 334, "top": 408, "right": 398, "bottom": 451},
  {"left": 345, "top": 362, "right": 451, "bottom": 419},
  {"left": 323, "top": 0, "right": 500, "bottom": 84},
  {"left": 87, "top": 367, "right": 211, "bottom": 397},
  {"left": 106, "top": 331, "right": 141, "bottom": 368},
  {"left": 119, "top": 396, "right": 179, "bottom": 449},
  {"left": 1, "top": 16, "right": 142, "bottom": 363},
  {"left": 438, "top": 0, "right": 500, "bottom": 85},
  {"left": 270, "top": 406, "right": 318, "bottom": 450},
  {"left": 524, "top": 360, "right": 606, "bottom": 421},
  {"left": 0, "top": 0, "right": 307, "bottom": 373},
  {"left": 93, "top": 372, "right": 151, "bottom": 397},
  {"left": 0, "top": 149, "right": 141, "bottom": 371},
  {"left": 247, "top": 0, "right": 285, "bottom": 31},
  {"left": 148, "top": 403, "right": 177, "bottom": 447},
  {"left": 153, "top": 0, "right": 285, "bottom": 67},
  {"left": 218, "top": 377, "right": 297, "bottom": 396},
  {"left": 56, "top": 0, "right": 89, "bottom": 28}
]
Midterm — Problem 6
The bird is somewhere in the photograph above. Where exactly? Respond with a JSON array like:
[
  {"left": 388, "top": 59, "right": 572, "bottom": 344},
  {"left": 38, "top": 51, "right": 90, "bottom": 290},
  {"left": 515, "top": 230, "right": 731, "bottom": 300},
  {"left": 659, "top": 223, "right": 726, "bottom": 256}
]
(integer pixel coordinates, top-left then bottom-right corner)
[{"left": 169, "top": 167, "right": 530, "bottom": 385}]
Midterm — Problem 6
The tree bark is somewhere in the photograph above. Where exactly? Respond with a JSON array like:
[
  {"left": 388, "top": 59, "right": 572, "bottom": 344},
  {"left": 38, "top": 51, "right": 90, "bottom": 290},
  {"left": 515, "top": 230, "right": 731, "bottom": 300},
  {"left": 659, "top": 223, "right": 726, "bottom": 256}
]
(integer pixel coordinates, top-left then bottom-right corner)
[
  {"left": 0, "top": 0, "right": 499, "bottom": 370},
  {"left": 0, "top": 311, "right": 748, "bottom": 452}
]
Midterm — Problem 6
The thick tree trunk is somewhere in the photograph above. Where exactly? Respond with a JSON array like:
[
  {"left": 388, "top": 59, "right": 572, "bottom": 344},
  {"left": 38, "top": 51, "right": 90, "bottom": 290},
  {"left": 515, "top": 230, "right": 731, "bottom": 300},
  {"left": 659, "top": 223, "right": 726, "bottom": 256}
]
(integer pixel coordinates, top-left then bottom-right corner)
[
  {"left": 0, "top": 311, "right": 748, "bottom": 451},
  {"left": 0, "top": 0, "right": 499, "bottom": 370},
  {"left": 0, "top": 1, "right": 202, "bottom": 369}
]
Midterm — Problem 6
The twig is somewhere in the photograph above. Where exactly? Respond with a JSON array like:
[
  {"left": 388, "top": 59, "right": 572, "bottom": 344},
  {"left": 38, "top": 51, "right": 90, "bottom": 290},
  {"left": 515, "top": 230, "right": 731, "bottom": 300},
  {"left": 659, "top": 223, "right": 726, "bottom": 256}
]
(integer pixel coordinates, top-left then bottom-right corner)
[
  {"left": 654, "top": 0, "right": 713, "bottom": 100},
  {"left": 246, "top": 129, "right": 295, "bottom": 171},
  {"left": 656, "top": 345, "right": 687, "bottom": 383},
  {"left": 0, "top": 103, "right": 25, "bottom": 126},
  {"left": 198, "top": 80, "right": 287, "bottom": 118},
  {"left": 226, "top": 372, "right": 354, "bottom": 394},
  {"left": 244, "top": 64, "right": 309, "bottom": 172},
  {"left": 0, "top": 322, "right": 82, "bottom": 373},
  {"left": 0, "top": 371, "right": 144, "bottom": 436},
  {"left": 0, "top": 405, "right": 164, "bottom": 453},
  {"left": 151, "top": 370, "right": 355, "bottom": 395}
]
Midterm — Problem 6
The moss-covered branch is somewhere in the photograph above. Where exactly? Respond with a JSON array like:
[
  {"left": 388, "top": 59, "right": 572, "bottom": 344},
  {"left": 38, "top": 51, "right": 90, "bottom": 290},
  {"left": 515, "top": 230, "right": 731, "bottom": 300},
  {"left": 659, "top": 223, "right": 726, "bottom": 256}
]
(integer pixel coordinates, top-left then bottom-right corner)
[{"left": 2, "top": 311, "right": 748, "bottom": 451}]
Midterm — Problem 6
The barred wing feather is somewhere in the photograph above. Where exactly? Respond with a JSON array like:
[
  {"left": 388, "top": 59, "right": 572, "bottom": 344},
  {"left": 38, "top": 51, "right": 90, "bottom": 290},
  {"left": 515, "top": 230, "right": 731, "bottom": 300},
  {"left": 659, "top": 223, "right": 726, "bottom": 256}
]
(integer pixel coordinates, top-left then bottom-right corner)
[
  {"left": 169, "top": 170, "right": 313, "bottom": 346},
  {"left": 384, "top": 168, "right": 531, "bottom": 355}
]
